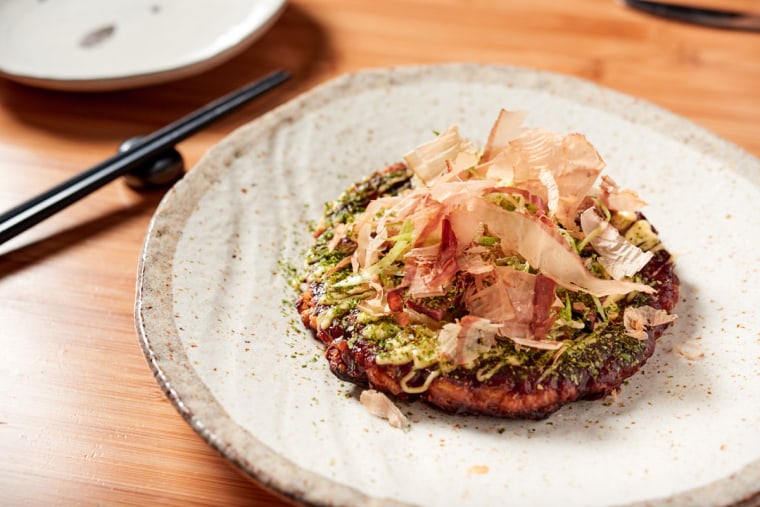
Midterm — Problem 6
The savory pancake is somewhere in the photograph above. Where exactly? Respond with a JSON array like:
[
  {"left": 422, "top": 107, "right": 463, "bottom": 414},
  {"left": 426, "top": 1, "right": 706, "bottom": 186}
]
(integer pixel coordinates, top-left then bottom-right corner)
[{"left": 296, "top": 110, "right": 679, "bottom": 419}]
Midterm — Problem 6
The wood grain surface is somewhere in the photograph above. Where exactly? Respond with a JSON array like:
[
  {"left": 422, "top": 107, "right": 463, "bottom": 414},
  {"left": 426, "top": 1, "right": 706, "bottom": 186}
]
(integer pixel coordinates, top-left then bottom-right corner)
[{"left": 0, "top": 1, "right": 758, "bottom": 505}]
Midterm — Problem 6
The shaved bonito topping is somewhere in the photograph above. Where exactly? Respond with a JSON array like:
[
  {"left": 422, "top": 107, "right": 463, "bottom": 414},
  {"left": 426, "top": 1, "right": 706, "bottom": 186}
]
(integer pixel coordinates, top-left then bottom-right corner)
[
  {"left": 484, "top": 127, "right": 606, "bottom": 229},
  {"left": 309, "top": 109, "right": 677, "bottom": 379},
  {"left": 623, "top": 305, "right": 678, "bottom": 340},
  {"left": 600, "top": 175, "right": 647, "bottom": 212},
  {"left": 579, "top": 207, "right": 654, "bottom": 280},
  {"left": 449, "top": 199, "right": 654, "bottom": 297},
  {"left": 359, "top": 389, "right": 410, "bottom": 429},
  {"left": 403, "top": 125, "right": 477, "bottom": 187},
  {"left": 437, "top": 316, "right": 500, "bottom": 368},
  {"left": 481, "top": 109, "right": 527, "bottom": 162}
]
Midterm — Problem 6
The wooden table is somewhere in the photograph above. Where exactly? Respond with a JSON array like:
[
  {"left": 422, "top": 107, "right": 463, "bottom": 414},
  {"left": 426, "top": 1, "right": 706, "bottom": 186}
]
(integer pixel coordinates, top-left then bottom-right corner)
[{"left": 1, "top": 1, "right": 758, "bottom": 505}]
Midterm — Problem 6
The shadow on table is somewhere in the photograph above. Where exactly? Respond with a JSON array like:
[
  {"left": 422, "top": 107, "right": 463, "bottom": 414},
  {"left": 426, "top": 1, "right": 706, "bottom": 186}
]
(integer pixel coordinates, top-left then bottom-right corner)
[{"left": 0, "top": 188, "right": 165, "bottom": 276}]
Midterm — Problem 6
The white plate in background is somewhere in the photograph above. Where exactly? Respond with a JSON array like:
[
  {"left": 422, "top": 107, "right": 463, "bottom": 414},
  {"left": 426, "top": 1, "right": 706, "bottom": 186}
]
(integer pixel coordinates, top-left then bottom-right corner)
[
  {"left": 0, "top": 0, "right": 286, "bottom": 91},
  {"left": 136, "top": 64, "right": 760, "bottom": 507}
]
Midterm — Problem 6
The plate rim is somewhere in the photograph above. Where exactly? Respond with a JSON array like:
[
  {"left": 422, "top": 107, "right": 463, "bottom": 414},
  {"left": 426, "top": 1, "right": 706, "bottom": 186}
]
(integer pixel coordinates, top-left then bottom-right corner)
[{"left": 135, "top": 62, "right": 760, "bottom": 507}]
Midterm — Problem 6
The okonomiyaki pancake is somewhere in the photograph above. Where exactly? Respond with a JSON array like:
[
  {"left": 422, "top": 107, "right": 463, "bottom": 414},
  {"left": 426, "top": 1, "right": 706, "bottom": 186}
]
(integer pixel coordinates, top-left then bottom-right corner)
[{"left": 296, "top": 110, "right": 679, "bottom": 420}]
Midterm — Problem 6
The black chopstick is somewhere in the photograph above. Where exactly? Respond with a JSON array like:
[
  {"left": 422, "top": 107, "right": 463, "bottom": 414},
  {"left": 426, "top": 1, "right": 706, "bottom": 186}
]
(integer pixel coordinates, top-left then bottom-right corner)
[{"left": 0, "top": 69, "right": 290, "bottom": 246}]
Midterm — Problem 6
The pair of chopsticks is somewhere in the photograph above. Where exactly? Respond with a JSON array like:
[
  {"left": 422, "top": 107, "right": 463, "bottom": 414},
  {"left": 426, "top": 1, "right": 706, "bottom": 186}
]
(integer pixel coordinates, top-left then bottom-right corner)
[{"left": 0, "top": 69, "right": 290, "bottom": 246}]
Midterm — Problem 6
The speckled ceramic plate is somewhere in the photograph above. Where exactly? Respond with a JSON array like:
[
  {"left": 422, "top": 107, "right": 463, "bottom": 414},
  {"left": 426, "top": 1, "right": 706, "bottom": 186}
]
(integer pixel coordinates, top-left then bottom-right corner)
[
  {"left": 0, "top": 0, "right": 285, "bottom": 91},
  {"left": 135, "top": 64, "right": 760, "bottom": 507}
]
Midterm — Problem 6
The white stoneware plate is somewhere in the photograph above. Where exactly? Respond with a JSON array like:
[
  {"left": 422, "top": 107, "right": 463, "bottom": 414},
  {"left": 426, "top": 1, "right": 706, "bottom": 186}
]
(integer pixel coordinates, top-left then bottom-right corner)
[
  {"left": 0, "top": 0, "right": 286, "bottom": 91},
  {"left": 135, "top": 64, "right": 760, "bottom": 507}
]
